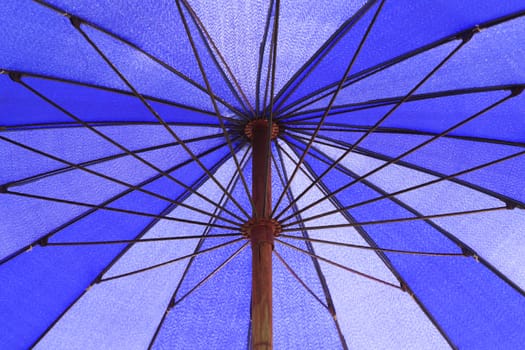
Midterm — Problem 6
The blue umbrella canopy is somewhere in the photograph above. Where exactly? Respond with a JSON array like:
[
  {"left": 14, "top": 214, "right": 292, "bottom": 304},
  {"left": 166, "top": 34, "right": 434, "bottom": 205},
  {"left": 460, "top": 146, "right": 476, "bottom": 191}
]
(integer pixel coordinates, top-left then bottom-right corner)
[{"left": 1, "top": 0, "right": 525, "bottom": 349}]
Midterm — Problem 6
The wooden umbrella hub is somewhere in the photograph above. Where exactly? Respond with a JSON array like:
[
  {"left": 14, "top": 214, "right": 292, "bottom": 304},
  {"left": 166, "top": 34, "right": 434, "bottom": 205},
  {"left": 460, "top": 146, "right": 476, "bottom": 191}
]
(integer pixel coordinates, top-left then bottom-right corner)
[
  {"left": 241, "top": 218, "right": 282, "bottom": 244},
  {"left": 244, "top": 119, "right": 280, "bottom": 141}
]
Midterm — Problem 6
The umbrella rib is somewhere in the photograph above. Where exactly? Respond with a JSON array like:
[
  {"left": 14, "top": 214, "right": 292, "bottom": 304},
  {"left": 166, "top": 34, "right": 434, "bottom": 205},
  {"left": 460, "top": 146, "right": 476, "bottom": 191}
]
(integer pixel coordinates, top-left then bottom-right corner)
[
  {"left": 26, "top": 147, "right": 250, "bottom": 347},
  {"left": 98, "top": 238, "right": 245, "bottom": 283},
  {"left": 280, "top": 84, "right": 521, "bottom": 123},
  {"left": 261, "top": 0, "right": 281, "bottom": 217},
  {"left": 170, "top": 242, "right": 249, "bottom": 307},
  {"left": 287, "top": 123, "right": 525, "bottom": 148},
  {"left": 274, "top": 46, "right": 512, "bottom": 222},
  {"left": 10, "top": 75, "right": 245, "bottom": 222},
  {"left": 31, "top": 0, "right": 247, "bottom": 118},
  {"left": 147, "top": 147, "right": 253, "bottom": 349},
  {"left": 273, "top": 140, "right": 511, "bottom": 231},
  {"left": 26, "top": 197, "right": 187, "bottom": 349},
  {"left": 0, "top": 146, "right": 240, "bottom": 267},
  {"left": 276, "top": 10, "right": 525, "bottom": 116},
  {"left": 175, "top": 0, "right": 256, "bottom": 214},
  {"left": 0, "top": 135, "right": 242, "bottom": 227},
  {"left": 272, "top": 0, "right": 379, "bottom": 114},
  {"left": 282, "top": 206, "right": 508, "bottom": 231},
  {"left": 278, "top": 139, "right": 458, "bottom": 347},
  {"left": 273, "top": 249, "right": 330, "bottom": 310},
  {"left": 279, "top": 235, "right": 465, "bottom": 257},
  {"left": 272, "top": 0, "right": 386, "bottom": 217},
  {"left": 310, "top": 159, "right": 525, "bottom": 298},
  {"left": 288, "top": 146, "right": 460, "bottom": 349},
  {"left": 180, "top": 0, "right": 255, "bottom": 116},
  {"left": 279, "top": 90, "right": 520, "bottom": 223},
  {"left": 1, "top": 133, "right": 223, "bottom": 188},
  {"left": 5, "top": 190, "right": 241, "bottom": 230},
  {"left": 2, "top": 122, "right": 234, "bottom": 131},
  {"left": 0, "top": 70, "right": 243, "bottom": 124},
  {"left": 255, "top": 0, "right": 276, "bottom": 115},
  {"left": 275, "top": 239, "right": 402, "bottom": 290},
  {"left": 288, "top": 129, "right": 525, "bottom": 210},
  {"left": 45, "top": 233, "right": 243, "bottom": 246},
  {"left": 72, "top": 21, "right": 251, "bottom": 219},
  {"left": 272, "top": 147, "right": 349, "bottom": 348},
  {"left": 261, "top": 0, "right": 278, "bottom": 118}
]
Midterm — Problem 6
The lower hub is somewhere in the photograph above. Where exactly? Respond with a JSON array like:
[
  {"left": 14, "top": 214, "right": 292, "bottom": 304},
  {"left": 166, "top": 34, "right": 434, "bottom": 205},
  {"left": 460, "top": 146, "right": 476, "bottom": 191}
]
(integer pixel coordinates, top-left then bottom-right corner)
[{"left": 241, "top": 218, "right": 282, "bottom": 244}]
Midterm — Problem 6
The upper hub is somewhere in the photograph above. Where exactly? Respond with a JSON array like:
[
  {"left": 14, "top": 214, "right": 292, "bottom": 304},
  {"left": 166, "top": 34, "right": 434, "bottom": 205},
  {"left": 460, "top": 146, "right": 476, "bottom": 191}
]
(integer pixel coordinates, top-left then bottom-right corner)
[{"left": 244, "top": 119, "right": 280, "bottom": 141}]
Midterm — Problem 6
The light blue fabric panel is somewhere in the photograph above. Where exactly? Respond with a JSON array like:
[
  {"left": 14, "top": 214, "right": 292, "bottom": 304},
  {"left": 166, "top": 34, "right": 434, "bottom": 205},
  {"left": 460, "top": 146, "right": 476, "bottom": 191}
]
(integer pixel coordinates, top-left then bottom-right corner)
[
  {"left": 288, "top": 90, "right": 513, "bottom": 143},
  {"left": 275, "top": 1, "right": 379, "bottom": 111},
  {"left": 273, "top": 245, "right": 342, "bottom": 349},
  {"left": 186, "top": 0, "right": 269, "bottom": 104},
  {"left": 152, "top": 247, "right": 250, "bottom": 349},
  {"left": 302, "top": 141, "right": 525, "bottom": 349},
  {"left": 0, "top": 0, "right": 127, "bottom": 89},
  {"left": 0, "top": 199, "right": 167, "bottom": 349},
  {"left": 273, "top": 0, "right": 368, "bottom": 102},
  {"left": 292, "top": 41, "right": 459, "bottom": 113},
  {"left": 35, "top": 156, "right": 244, "bottom": 349},
  {"left": 0, "top": 138, "right": 63, "bottom": 184},
  {"left": 277, "top": 142, "right": 450, "bottom": 349},
  {"left": 0, "top": 195, "right": 86, "bottom": 261},
  {"left": 325, "top": 148, "right": 525, "bottom": 291}
]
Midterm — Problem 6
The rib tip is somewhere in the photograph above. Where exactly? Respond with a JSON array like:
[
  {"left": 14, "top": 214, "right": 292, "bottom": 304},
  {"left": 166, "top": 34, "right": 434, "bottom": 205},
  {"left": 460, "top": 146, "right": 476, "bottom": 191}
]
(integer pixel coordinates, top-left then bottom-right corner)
[
  {"left": 8, "top": 72, "right": 22, "bottom": 82},
  {"left": 69, "top": 16, "right": 82, "bottom": 29},
  {"left": 510, "top": 86, "right": 524, "bottom": 97}
]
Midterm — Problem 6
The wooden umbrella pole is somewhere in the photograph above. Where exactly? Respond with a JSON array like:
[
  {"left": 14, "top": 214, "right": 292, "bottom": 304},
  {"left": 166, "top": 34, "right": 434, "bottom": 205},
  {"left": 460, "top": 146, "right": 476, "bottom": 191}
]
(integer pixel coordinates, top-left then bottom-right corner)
[{"left": 248, "top": 119, "right": 276, "bottom": 349}]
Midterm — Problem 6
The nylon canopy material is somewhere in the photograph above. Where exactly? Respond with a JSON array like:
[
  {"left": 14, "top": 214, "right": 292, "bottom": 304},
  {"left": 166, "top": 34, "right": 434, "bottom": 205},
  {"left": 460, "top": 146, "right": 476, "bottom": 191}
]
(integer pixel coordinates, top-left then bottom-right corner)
[{"left": 1, "top": 1, "right": 525, "bottom": 349}]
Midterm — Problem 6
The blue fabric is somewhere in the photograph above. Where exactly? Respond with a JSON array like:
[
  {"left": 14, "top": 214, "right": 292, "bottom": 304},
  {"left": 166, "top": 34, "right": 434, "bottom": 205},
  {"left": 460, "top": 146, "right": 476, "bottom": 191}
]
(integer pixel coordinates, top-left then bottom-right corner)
[
  {"left": 284, "top": 137, "right": 525, "bottom": 349},
  {"left": 2, "top": 1, "right": 525, "bottom": 349}
]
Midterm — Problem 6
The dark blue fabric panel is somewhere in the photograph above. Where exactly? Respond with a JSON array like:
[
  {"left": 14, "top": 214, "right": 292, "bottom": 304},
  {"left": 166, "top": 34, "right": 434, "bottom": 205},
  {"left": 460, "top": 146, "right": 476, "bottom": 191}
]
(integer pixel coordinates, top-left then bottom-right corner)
[
  {"left": 351, "top": 1, "right": 525, "bottom": 78},
  {"left": 0, "top": 76, "right": 70, "bottom": 127},
  {"left": 289, "top": 90, "right": 512, "bottom": 141},
  {"left": 12, "top": 77, "right": 221, "bottom": 126},
  {"left": 0, "top": 191, "right": 168, "bottom": 349}
]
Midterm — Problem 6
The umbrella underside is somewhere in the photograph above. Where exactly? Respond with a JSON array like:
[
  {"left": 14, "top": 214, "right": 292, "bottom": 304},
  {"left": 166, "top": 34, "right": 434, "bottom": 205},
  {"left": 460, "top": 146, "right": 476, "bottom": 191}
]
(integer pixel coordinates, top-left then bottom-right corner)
[{"left": 1, "top": 0, "right": 525, "bottom": 349}]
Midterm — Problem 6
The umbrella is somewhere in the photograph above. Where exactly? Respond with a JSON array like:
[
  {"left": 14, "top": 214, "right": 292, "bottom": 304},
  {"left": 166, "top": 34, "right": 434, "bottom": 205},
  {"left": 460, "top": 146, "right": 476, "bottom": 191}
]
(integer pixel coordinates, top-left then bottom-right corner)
[{"left": 1, "top": 0, "right": 525, "bottom": 348}]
